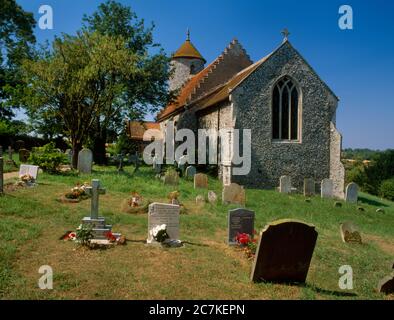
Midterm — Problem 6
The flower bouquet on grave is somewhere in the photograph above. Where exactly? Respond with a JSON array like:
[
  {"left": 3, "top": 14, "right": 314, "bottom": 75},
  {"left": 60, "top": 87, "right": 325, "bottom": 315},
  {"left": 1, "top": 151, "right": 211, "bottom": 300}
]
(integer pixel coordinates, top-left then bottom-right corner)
[
  {"left": 235, "top": 231, "right": 258, "bottom": 260},
  {"left": 121, "top": 191, "right": 150, "bottom": 214},
  {"left": 63, "top": 182, "right": 91, "bottom": 202},
  {"left": 16, "top": 174, "right": 36, "bottom": 187},
  {"left": 75, "top": 224, "right": 94, "bottom": 246},
  {"left": 151, "top": 224, "right": 170, "bottom": 244}
]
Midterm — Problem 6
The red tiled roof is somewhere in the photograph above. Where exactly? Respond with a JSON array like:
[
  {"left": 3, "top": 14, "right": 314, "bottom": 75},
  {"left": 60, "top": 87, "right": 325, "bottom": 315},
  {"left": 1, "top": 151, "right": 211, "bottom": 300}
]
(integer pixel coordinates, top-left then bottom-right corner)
[{"left": 127, "top": 121, "right": 160, "bottom": 140}]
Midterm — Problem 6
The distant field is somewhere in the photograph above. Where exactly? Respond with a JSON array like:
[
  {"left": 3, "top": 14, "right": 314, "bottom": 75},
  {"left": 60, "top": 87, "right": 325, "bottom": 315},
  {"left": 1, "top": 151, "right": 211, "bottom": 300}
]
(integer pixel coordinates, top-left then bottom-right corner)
[{"left": 0, "top": 165, "right": 393, "bottom": 300}]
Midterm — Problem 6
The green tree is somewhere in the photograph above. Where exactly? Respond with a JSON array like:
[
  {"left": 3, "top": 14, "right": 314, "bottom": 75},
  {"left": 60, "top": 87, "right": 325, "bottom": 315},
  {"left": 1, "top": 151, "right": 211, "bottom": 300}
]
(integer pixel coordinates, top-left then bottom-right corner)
[
  {"left": 0, "top": 0, "right": 36, "bottom": 120},
  {"left": 21, "top": 31, "right": 141, "bottom": 168},
  {"left": 81, "top": 0, "right": 172, "bottom": 164}
]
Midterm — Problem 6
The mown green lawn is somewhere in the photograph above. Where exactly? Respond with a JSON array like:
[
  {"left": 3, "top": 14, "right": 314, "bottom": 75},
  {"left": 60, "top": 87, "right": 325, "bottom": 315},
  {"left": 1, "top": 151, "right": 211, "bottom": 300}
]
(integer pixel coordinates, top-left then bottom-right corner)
[{"left": 0, "top": 165, "right": 393, "bottom": 300}]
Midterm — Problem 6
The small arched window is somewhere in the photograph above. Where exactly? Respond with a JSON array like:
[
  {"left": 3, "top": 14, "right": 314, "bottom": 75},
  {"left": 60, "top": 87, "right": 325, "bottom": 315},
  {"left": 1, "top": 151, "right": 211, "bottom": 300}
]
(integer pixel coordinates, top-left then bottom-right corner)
[
  {"left": 190, "top": 64, "right": 196, "bottom": 75},
  {"left": 272, "top": 76, "right": 300, "bottom": 141}
]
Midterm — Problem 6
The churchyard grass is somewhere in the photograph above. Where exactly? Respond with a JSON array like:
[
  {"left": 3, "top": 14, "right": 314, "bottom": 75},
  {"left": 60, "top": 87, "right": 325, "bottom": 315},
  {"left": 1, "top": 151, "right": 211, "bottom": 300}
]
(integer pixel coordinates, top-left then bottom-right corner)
[{"left": 0, "top": 165, "right": 393, "bottom": 299}]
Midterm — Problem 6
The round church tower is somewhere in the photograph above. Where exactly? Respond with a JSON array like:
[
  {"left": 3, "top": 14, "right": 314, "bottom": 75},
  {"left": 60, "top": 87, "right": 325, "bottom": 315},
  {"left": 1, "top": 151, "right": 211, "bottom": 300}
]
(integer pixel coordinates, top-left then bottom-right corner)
[{"left": 169, "top": 30, "right": 206, "bottom": 92}]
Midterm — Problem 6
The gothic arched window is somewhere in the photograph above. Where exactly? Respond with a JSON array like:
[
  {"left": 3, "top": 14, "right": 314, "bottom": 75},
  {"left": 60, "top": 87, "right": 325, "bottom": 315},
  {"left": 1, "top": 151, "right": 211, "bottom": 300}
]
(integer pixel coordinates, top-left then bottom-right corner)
[{"left": 272, "top": 76, "right": 300, "bottom": 141}]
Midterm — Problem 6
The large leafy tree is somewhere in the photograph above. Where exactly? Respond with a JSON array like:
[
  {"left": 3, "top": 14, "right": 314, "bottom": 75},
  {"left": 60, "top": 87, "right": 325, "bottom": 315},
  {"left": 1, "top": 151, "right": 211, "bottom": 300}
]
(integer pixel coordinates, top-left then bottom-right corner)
[
  {"left": 81, "top": 0, "right": 172, "bottom": 164},
  {"left": 21, "top": 31, "right": 141, "bottom": 168},
  {"left": 0, "top": 0, "right": 35, "bottom": 120}
]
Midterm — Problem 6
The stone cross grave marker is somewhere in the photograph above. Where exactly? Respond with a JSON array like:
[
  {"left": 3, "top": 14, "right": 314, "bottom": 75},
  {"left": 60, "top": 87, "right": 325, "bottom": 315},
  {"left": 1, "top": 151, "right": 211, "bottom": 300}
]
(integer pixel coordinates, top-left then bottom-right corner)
[
  {"left": 85, "top": 179, "right": 106, "bottom": 220},
  {"left": 279, "top": 175, "right": 291, "bottom": 194},
  {"left": 228, "top": 208, "right": 255, "bottom": 245},
  {"left": 194, "top": 173, "right": 208, "bottom": 189},
  {"left": 321, "top": 178, "right": 333, "bottom": 198},
  {"left": 345, "top": 183, "right": 358, "bottom": 203},
  {"left": 251, "top": 219, "right": 318, "bottom": 283},
  {"left": 304, "top": 178, "right": 315, "bottom": 197},
  {"left": 340, "top": 221, "right": 362, "bottom": 244},
  {"left": 147, "top": 203, "right": 180, "bottom": 244},
  {"left": 77, "top": 148, "right": 93, "bottom": 174},
  {"left": 19, "top": 164, "right": 39, "bottom": 180},
  {"left": 222, "top": 183, "right": 246, "bottom": 206},
  {"left": 0, "top": 157, "right": 3, "bottom": 195}
]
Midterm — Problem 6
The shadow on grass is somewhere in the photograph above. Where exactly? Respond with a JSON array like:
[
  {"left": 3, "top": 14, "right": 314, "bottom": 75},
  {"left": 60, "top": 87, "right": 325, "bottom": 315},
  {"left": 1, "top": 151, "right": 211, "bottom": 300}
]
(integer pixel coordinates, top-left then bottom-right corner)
[
  {"left": 304, "top": 284, "right": 358, "bottom": 297},
  {"left": 358, "top": 196, "right": 389, "bottom": 208}
]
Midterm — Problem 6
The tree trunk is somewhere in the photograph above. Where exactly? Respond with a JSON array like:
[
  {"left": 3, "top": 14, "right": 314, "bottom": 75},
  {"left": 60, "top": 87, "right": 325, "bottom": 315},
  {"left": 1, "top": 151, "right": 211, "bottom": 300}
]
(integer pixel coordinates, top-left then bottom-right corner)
[
  {"left": 72, "top": 141, "right": 82, "bottom": 169},
  {"left": 92, "top": 121, "right": 107, "bottom": 165}
]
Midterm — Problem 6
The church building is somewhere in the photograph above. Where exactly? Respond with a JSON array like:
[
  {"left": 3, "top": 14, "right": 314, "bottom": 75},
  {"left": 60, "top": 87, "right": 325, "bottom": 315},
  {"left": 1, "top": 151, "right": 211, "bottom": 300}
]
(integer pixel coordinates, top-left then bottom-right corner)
[{"left": 131, "top": 30, "right": 345, "bottom": 198}]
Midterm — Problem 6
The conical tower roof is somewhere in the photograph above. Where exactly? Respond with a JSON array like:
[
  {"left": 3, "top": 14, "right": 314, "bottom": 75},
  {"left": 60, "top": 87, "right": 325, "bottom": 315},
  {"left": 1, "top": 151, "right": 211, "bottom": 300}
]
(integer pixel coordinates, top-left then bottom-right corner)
[{"left": 173, "top": 30, "right": 206, "bottom": 63}]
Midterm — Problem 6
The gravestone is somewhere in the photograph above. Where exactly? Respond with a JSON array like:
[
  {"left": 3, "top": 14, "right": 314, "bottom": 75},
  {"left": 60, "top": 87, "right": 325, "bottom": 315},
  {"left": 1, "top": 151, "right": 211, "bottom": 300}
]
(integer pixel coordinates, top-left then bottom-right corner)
[
  {"left": 195, "top": 195, "right": 205, "bottom": 206},
  {"left": 82, "top": 179, "right": 111, "bottom": 240},
  {"left": 178, "top": 155, "right": 188, "bottom": 174},
  {"left": 147, "top": 203, "right": 180, "bottom": 244},
  {"left": 77, "top": 148, "right": 93, "bottom": 174},
  {"left": 222, "top": 183, "right": 246, "bottom": 206},
  {"left": 207, "top": 190, "right": 218, "bottom": 204},
  {"left": 185, "top": 165, "right": 196, "bottom": 180},
  {"left": 303, "top": 178, "right": 315, "bottom": 197},
  {"left": 345, "top": 182, "right": 358, "bottom": 203},
  {"left": 377, "top": 274, "right": 394, "bottom": 294},
  {"left": 340, "top": 221, "right": 362, "bottom": 244},
  {"left": 19, "top": 148, "right": 30, "bottom": 163},
  {"left": 279, "top": 176, "right": 292, "bottom": 194},
  {"left": 65, "top": 149, "right": 72, "bottom": 163},
  {"left": 251, "top": 219, "right": 318, "bottom": 283},
  {"left": 194, "top": 173, "right": 208, "bottom": 189},
  {"left": 164, "top": 170, "right": 179, "bottom": 185},
  {"left": 321, "top": 178, "right": 334, "bottom": 198},
  {"left": 19, "top": 164, "right": 39, "bottom": 180},
  {"left": 228, "top": 208, "right": 255, "bottom": 245},
  {"left": 0, "top": 157, "right": 3, "bottom": 195},
  {"left": 153, "top": 155, "right": 162, "bottom": 173}
]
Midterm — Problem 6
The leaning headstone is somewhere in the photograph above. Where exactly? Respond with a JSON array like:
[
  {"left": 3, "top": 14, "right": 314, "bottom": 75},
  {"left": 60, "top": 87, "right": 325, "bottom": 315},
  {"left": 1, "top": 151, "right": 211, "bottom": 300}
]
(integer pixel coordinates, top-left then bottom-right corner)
[
  {"left": 377, "top": 274, "right": 394, "bottom": 294},
  {"left": 19, "top": 164, "right": 39, "bottom": 180},
  {"left": 345, "top": 182, "right": 358, "bottom": 203},
  {"left": 340, "top": 221, "right": 362, "bottom": 244},
  {"left": 303, "top": 178, "right": 315, "bottom": 197},
  {"left": 279, "top": 176, "right": 291, "bottom": 194},
  {"left": 185, "top": 165, "right": 196, "bottom": 180},
  {"left": 194, "top": 173, "right": 208, "bottom": 189},
  {"left": 228, "top": 208, "right": 255, "bottom": 245},
  {"left": 0, "top": 157, "right": 3, "bottom": 195},
  {"left": 321, "top": 178, "right": 334, "bottom": 198},
  {"left": 164, "top": 170, "right": 179, "bottom": 186},
  {"left": 147, "top": 203, "right": 180, "bottom": 244},
  {"left": 19, "top": 148, "right": 30, "bottom": 163},
  {"left": 251, "top": 219, "right": 318, "bottom": 283},
  {"left": 207, "top": 190, "right": 218, "bottom": 204},
  {"left": 77, "top": 148, "right": 93, "bottom": 174},
  {"left": 222, "top": 183, "right": 246, "bottom": 206}
]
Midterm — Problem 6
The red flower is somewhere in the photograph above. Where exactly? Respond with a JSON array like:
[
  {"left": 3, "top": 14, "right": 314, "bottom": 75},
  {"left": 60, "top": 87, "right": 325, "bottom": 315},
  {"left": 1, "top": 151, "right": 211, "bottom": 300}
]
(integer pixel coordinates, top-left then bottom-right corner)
[{"left": 105, "top": 231, "right": 116, "bottom": 242}]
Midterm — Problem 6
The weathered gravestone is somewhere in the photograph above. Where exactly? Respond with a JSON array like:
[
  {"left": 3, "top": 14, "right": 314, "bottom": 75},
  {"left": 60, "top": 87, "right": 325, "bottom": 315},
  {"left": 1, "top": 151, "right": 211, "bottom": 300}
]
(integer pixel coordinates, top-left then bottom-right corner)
[
  {"left": 228, "top": 208, "right": 255, "bottom": 245},
  {"left": 77, "top": 148, "right": 93, "bottom": 174},
  {"left": 82, "top": 179, "right": 111, "bottom": 240},
  {"left": 65, "top": 149, "right": 73, "bottom": 163},
  {"left": 279, "top": 175, "right": 292, "bottom": 194},
  {"left": 147, "top": 203, "right": 180, "bottom": 244},
  {"left": 194, "top": 173, "right": 208, "bottom": 189},
  {"left": 164, "top": 170, "right": 179, "bottom": 185},
  {"left": 19, "top": 164, "right": 39, "bottom": 180},
  {"left": 340, "top": 221, "right": 362, "bottom": 244},
  {"left": 377, "top": 274, "right": 394, "bottom": 294},
  {"left": 207, "top": 190, "right": 218, "bottom": 204},
  {"left": 345, "top": 182, "right": 358, "bottom": 203},
  {"left": 321, "top": 178, "right": 334, "bottom": 199},
  {"left": 18, "top": 148, "right": 30, "bottom": 163},
  {"left": 303, "top": 178, "right": 315, "bottom": 197},
  {"left": 251, "top": 219, "right": 318, "bottom": 283},
  {"left": 185, "top": 165, "right": 196, "bottom": 180},
  {"left": 222, "top": 183, "right": 246, "bottom": 206},
  {"left": 0, "top": 157, "right": 3, "bottom": 195}
]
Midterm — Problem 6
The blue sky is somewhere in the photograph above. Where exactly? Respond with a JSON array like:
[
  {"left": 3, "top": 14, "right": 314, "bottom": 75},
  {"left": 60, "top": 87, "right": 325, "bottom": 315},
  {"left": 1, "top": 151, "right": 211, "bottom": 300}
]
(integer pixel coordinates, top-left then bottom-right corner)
[{"left": 17, "top": 0, "right": 394, "bottom": 150}]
